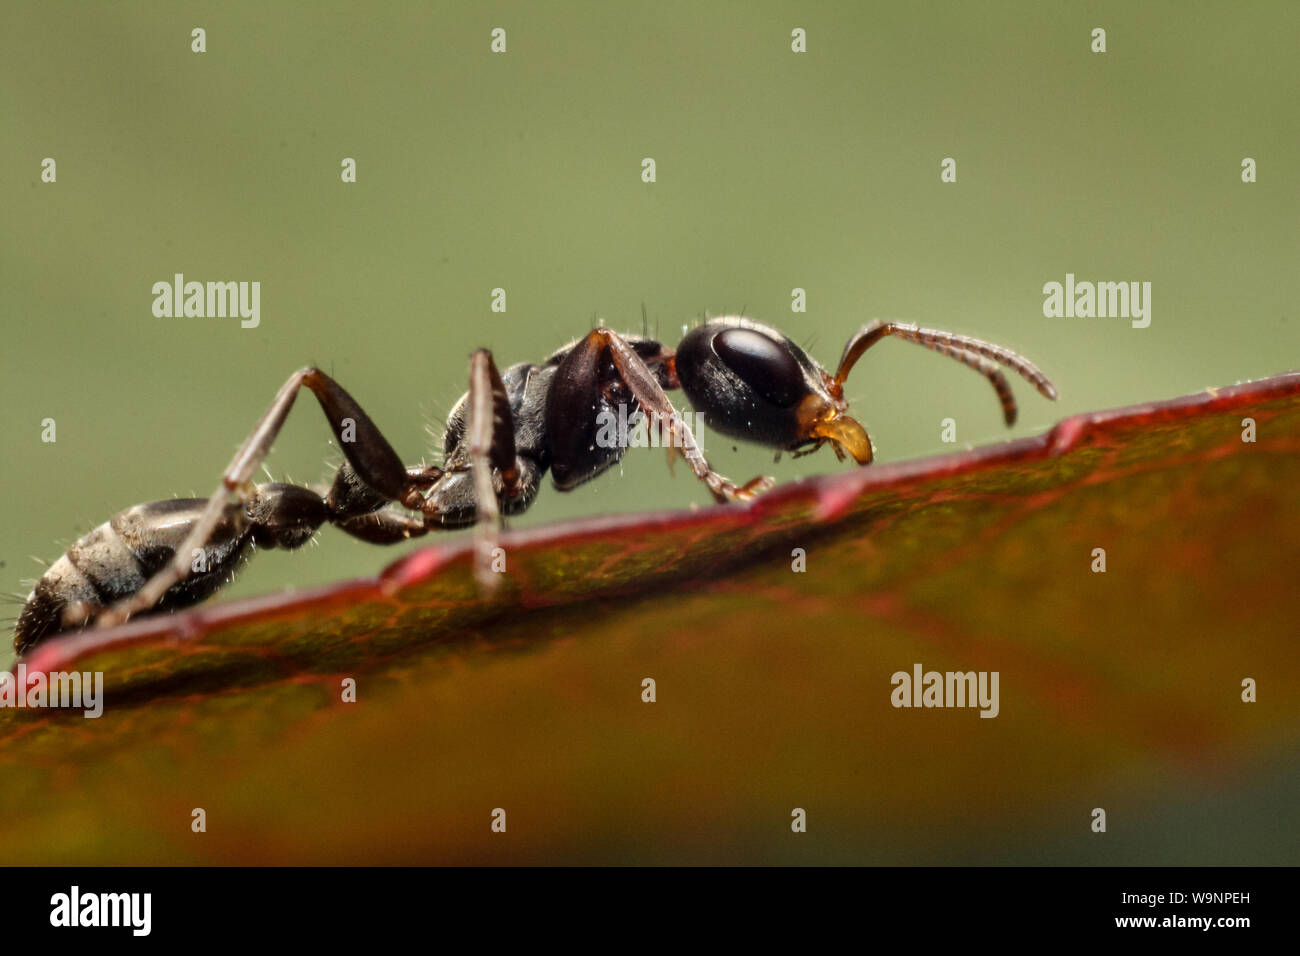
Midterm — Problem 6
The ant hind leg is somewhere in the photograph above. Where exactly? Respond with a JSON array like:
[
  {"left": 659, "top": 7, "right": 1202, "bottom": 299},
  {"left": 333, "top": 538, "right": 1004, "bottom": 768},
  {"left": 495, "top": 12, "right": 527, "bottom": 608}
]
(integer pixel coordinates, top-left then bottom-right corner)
[{"left": 97, "top": 368, "right": 426, "bottom": 628}]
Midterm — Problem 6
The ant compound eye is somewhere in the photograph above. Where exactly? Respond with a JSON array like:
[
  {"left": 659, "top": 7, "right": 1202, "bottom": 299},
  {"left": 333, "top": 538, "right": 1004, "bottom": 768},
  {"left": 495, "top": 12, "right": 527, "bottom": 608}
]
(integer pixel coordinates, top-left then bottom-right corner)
[{"left": 713, "top": 328, "right": 807, "bottom": 408}]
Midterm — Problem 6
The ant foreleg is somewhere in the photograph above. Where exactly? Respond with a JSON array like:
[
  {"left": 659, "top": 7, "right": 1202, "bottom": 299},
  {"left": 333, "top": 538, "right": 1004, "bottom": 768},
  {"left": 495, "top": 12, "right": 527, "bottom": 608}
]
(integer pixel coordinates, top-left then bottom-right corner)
[
  {"left": 589, "top": 328, "right": 773, "bottom": 503},
  {"left": 97, "top": 368, "right": 427, "bottom": 628}
]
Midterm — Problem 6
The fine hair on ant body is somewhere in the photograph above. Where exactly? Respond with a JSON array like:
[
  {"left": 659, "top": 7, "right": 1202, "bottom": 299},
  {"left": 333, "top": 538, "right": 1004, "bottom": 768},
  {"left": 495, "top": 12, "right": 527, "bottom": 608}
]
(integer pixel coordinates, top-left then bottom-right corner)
[{"left": 13, "top": 316, "right": 1057, "bottom": 654}]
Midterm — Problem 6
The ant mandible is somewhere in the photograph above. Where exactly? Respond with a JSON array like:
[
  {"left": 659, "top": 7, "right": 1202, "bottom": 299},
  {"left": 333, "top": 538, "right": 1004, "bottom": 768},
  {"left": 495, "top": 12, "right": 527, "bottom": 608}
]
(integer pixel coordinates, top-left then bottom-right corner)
[{"left": 14, "top": 317, "right": 1056, "bottom": 653}]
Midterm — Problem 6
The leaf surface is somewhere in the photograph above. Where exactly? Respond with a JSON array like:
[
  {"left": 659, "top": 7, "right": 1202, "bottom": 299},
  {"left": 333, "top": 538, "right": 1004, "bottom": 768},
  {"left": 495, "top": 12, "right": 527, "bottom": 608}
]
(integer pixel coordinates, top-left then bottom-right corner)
[{"left": 4, "top": 374, "right": 1299, "bottom": 863}]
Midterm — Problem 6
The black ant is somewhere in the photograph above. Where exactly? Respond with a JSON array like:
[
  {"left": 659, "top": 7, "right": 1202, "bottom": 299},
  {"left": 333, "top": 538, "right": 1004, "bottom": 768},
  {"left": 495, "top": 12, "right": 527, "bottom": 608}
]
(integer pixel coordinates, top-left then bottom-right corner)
[{"left": 13, "top": 318, "right": 1056, "bottom": 654}]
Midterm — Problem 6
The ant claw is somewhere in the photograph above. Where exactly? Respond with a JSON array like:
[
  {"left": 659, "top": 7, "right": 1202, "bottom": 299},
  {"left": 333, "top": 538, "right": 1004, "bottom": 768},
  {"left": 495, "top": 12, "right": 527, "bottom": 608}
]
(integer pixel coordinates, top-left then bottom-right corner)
[{"left": 725, "top": 475, "right": 775, "bottom": 502}]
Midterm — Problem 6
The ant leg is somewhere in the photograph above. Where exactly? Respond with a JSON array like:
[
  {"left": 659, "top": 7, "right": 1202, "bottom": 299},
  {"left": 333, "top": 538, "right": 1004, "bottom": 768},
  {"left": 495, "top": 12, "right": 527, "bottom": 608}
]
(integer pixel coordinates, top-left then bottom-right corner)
[
  {"left": 590, "top": 328, "right": 773, "bottom": 503},
  {"left": 834, "top": 321, "right": 1058, "bottom": 425},
  {"left": 335, "top": 506, "right": 432, "bottom": 544},
  {"left": 327, "top": 463, "right": 442, "bottom": 522},
  {"left": 97, "top": 368, "right": 424, "bottom": 627},
  {"left": 412, "top": 352, "right": 539, "bottom": 587},
  {"left": 464, "top": 349, "right": 522, "bottom": 588}
]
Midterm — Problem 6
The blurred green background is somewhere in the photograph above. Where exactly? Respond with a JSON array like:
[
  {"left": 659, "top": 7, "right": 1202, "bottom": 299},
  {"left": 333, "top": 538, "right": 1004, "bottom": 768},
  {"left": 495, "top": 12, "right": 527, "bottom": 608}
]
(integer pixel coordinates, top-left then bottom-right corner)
[{"left": 2, "top": 0, "right": 1296, "bottom": 655}]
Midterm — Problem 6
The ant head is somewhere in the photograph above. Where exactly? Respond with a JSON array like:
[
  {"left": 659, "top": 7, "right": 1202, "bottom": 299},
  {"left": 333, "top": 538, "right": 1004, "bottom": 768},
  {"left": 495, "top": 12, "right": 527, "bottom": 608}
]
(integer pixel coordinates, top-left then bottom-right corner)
[{"left": 674, "top": 317, "right": 873, "bottom": 465}]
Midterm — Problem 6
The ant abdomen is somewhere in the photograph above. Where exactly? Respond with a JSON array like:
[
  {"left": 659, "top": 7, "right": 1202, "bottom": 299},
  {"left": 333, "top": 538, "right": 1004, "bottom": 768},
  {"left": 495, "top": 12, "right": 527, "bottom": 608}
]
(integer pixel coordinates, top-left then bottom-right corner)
[{"left": 18, "top": 497, "right": 262, "bottom": 653}]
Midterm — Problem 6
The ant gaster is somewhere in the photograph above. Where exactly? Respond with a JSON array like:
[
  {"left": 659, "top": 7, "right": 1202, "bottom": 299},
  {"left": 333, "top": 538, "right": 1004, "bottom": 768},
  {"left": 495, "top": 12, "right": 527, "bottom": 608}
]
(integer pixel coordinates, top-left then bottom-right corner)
[{"left": 14, "top": 318, "right": 1056, "bottom": 653}]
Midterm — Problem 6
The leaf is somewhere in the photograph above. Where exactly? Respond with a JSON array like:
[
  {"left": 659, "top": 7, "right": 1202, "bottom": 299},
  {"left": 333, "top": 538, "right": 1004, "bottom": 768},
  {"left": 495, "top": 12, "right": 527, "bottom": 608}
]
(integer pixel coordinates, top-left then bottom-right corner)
[{"left": 3, "top": 373, "right": 1298, "bottom": 864}]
